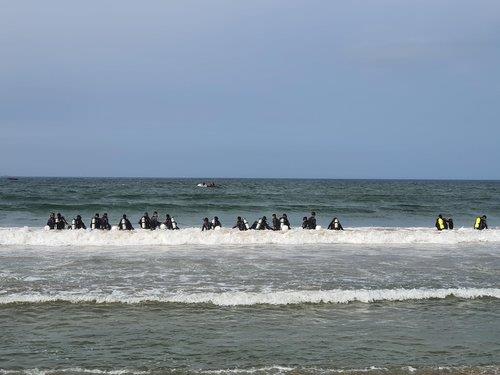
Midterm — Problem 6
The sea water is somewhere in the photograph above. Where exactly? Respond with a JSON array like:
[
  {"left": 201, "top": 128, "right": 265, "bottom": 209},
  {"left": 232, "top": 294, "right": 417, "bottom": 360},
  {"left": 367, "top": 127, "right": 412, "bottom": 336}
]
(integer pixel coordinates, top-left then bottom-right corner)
[{"left": 0, "top": 178, "right": 499, "bottom": 375}]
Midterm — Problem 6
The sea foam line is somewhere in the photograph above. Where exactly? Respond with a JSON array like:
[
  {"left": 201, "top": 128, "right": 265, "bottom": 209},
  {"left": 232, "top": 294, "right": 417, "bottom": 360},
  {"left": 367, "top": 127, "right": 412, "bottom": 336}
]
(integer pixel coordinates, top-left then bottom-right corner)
[
  {"left": 0, "top": 288, "right": 498, "bottom": 306},
  {"left": 0, "top": 227, "right": 499, "bottom": 247}
]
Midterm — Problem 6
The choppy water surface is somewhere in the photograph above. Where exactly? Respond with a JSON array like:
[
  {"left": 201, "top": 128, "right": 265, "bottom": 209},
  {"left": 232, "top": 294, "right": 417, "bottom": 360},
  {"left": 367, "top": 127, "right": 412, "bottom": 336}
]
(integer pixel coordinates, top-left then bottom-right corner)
[{"left": 0, "top": 178, "right": 499, "bottom": 374}]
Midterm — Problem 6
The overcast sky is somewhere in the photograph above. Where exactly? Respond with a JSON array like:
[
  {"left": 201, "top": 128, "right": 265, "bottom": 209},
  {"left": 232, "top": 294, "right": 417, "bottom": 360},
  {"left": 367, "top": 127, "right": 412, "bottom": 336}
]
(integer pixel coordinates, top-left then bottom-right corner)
[{"left": 1, "top": 0, "right": 499, "bottom": 179}]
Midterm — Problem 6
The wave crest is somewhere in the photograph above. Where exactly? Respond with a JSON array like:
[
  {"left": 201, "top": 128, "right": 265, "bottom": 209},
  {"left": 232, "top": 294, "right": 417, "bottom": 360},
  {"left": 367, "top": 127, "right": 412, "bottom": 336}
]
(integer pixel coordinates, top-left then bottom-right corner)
[
  {"left": 0, "top": 227, "right": 499, "bottom": 247},
  {"left": 1, "top": 288, "right": 498, "bottom": 306}
]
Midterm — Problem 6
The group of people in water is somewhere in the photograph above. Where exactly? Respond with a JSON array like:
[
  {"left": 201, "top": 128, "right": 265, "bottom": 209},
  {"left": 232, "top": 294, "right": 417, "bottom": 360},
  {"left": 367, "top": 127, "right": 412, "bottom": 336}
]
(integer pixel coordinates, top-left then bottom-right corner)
[
  {"left": 45, "top": 211, "right": 344, "bottom": 231},
  {"left": 46, "top": 211, "right": 490, "bottom": 231},
  {"left": 434, "top": 214, "right": 488, "bottom": 230}
]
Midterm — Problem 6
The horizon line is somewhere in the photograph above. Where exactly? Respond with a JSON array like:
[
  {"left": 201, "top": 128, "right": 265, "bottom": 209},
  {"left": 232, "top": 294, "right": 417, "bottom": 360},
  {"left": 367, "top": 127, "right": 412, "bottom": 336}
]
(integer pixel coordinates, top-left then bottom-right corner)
[{"left": 2, "top": 175, "right": 500, "bottom": 182}]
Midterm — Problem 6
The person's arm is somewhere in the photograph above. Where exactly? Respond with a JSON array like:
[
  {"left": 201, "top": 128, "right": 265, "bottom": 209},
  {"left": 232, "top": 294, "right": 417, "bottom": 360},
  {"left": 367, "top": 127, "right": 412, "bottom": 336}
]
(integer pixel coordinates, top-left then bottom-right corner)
[{"left": 339, "top": 223, "right": 344, "bottom": 230}]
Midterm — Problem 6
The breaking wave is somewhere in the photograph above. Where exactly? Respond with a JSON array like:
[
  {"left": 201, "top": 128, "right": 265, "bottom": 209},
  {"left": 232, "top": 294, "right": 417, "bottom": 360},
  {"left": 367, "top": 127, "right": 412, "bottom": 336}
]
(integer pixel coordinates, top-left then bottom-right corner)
[
  {"left": 0, "top": 288, "right": 498, "bottom": 306},
  {"left": 0, "top": 227, "right": 499, "bottom": 247}
]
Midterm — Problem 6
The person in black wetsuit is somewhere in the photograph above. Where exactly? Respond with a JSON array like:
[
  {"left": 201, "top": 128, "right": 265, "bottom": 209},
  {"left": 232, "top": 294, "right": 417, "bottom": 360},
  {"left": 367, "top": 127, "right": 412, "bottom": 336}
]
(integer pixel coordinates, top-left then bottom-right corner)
[
  {"left": 280, "top": 214, "right": 291, "bottom": 229},
  {"left": 71, "top": 215, "right": 86, "bottom": 229},
  {"left": 327, "top": 217, "right": 343, "bottom": 231},
  {"left": 272, "top": 214, "right": 280, "bottom": 231},
  {"left": 46, "top": 213, "right": 56, "bottom": 229},
  {"left": 150, "top": 211, "right": 160, "bottom": 229},
  {"left": 118, "top": 214, "right": 134, "bottom": 230},
  {"left": 302, "top": 216, "right": 309, "bottom": 229},
  {"left": 202, "top": 217, "right": 213, "bottom": 231},
  {"left": 253, "top": 216, "right": 272, "bottom": 230},
  {"left": 101, "top": 213, "right": 111, "bottom": 230},
  {"left": 138, "top": 212, "right": 151, "bottom": 229},
  {"left": 55, "top": 213, "right": 68, "bottom": 230},
  {"left": 163, "top": 214, "right": 173, "bottom": 229},
  {"left": 307, "top": 212, "right": 317, "bottom": 230},
  {"left": 212, "top": 216, "right": 222, "bottom": 228},
  {"left": 90, "top": 213, "right": 101, "bottom": 230},
  {"left": 447, "top": 217, "right": 454, "bottom": 230},
  {"left": 233, "top": 216, "right": 247, "bottom": 231}
]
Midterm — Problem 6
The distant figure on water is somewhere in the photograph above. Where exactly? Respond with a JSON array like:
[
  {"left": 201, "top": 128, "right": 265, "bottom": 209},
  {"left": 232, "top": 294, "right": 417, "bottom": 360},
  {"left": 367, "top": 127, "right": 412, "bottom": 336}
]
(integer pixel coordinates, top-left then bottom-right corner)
[
  {"left": 447, "top": 217, "right": 454, "bottom": 230},
  {"left": 55, "top": 213, "right": 68, "bottom": 230},
  {"left": 212, "top": 216, "right": 222, "bottom": 228},
  {"left": 280, "top": 214, "right": 291, "bottom": 230},
  {"left": 118, "top": 214, "right": 133, "bottom": 230},
  {"left": 435, "top": 214, "right": 448, "bottom": 231},
  {"left": 272, "top": 214, "right": 280, "bottom": 231},
  {"left": 233, "top": 216, "right": 247, "bottom": 231},
  {"left": 474, "top": 215, "right": 488, "bottom": 230},
  {"left": 91, "top": 213, "right": 101, "bottom": 230},
  {"left": 150, "top": 211, "right": 160, "bottom": 229},
  {"left": 101, "top": 213, "right": 111, "bottom": 230},
  {"left": 251, "top": 216, "right": 272, "bottom": 230},
  {"left": 71, "top": 215, "right": 86, "bottom": 230},
  {"left": 302, "top": 216, "right": 309, "bottom": 229},
  {"left": 328, "top": 217, "right": 343, "bottom": 231},
  {"left": 139, "top": 212, "right": 151, "bottom": 230},
  {"left": 202, "top": 217, "right": 213, "bottom": 231},
  {"left": 163, "top": 214, "right": 173, "bottom": 230},
  {"left": 46, "top": 213, "right": 56, "bottom": 230},
  {"left": 307, "top": 212, "right": 317, "bottom": 230}
]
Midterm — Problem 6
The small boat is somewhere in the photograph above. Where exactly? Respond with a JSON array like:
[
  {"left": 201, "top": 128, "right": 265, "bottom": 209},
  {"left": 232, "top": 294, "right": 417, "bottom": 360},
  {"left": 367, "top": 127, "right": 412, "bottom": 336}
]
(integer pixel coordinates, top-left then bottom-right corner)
[
  {"left": 7, "top": 177, "right": 19, "bottom": 181},
  {"left": 197, "top": 181, "right": 217, "bottom": 188}
]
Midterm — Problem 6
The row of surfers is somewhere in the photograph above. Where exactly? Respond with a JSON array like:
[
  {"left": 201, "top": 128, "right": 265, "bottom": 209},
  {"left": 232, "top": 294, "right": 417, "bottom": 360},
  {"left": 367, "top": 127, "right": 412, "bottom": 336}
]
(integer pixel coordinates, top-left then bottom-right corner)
[{"left": 46, "top": 211, "right": 344, "bottom": 231}]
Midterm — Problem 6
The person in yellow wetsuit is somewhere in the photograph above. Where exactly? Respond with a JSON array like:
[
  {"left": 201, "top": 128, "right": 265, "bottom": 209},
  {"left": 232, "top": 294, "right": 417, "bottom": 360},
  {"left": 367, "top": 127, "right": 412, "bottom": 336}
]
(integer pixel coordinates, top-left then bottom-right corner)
[
  {"left": 474, "top": 215, "right": 488, "bottom": 230},
  {"left": 435, "top": 214, "right": 448, "bottom": 231}
]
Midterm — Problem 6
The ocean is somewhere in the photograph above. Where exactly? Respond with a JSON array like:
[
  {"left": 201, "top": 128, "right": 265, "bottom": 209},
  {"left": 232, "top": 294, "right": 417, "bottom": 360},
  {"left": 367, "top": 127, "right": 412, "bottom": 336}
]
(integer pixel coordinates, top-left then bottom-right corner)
[{"left": 0, "top": 178, "right": 499, "bottom": 375}]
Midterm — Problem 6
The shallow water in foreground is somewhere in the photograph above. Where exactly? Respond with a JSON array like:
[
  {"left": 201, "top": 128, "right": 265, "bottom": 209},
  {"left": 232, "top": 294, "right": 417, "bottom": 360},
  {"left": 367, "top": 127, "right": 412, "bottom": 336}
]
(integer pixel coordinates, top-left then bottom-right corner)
[{"left": 1, "top": 242, "right": 499, "bottom": 374}]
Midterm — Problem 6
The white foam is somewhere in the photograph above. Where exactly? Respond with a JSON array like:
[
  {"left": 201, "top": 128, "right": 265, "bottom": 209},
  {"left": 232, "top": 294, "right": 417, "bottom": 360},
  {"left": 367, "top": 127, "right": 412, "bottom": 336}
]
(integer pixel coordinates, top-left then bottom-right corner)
[
  {"left": 0, "top": 227, "right": 499, "bottom": 247},
  {"left": 0, "top": 287, "right": 497, "bottom": 306}
]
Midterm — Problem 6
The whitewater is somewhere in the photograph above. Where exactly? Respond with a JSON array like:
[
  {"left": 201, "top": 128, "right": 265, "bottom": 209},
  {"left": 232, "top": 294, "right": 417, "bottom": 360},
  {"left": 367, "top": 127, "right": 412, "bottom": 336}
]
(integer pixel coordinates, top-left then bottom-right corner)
[
  {"left": 1, "top": 287, "right": 498, "bottom": 306},
  {"left": 1, "top": 227, "right": 499, "bottom": 246}
]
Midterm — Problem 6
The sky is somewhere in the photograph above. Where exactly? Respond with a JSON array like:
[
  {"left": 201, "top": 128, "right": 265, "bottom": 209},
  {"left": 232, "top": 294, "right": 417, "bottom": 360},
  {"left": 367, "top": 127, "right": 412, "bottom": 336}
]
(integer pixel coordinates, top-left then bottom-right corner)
[{"left": 1, "top": 0, "right": 499, "bottom": 179}]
